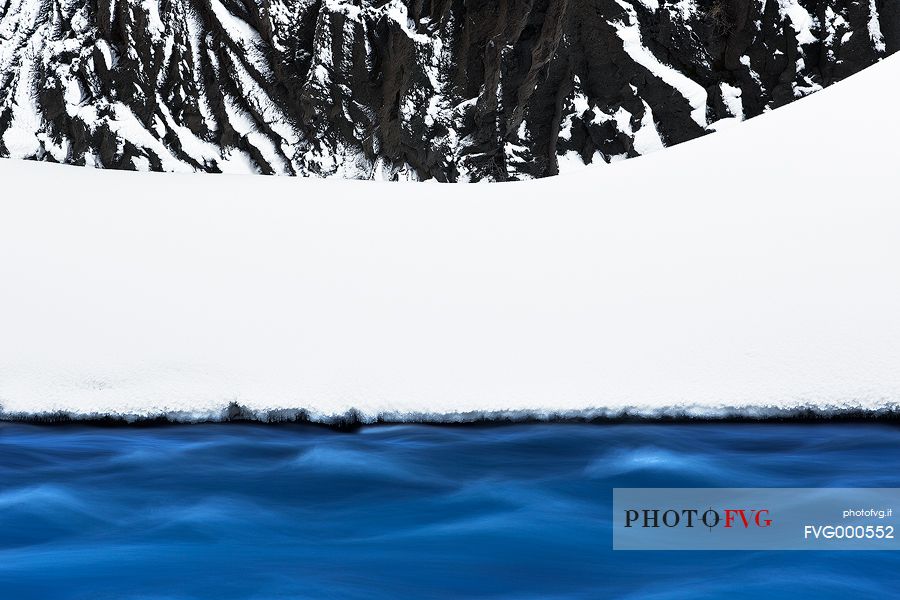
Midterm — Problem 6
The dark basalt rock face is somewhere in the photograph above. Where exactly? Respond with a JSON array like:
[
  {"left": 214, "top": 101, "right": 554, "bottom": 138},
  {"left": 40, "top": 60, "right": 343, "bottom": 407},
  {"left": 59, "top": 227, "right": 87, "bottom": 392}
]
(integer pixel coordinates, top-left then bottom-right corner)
[{"left": 0, "top": 0, "right": 896, "bottom": 181}]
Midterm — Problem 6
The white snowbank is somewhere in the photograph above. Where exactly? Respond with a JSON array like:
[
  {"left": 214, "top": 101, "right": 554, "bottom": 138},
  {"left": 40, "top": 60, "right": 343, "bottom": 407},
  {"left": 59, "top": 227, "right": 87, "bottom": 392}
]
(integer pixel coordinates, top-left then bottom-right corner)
[{"left": 1, "top": 56, "right": 899, "bottom": 422}]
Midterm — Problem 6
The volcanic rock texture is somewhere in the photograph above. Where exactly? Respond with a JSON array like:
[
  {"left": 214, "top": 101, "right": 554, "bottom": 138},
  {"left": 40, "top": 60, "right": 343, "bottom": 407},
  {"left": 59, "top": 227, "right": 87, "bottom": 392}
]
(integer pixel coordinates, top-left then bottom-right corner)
[{"left": 0, "top": 0, "right": 896, "bottom": 180}]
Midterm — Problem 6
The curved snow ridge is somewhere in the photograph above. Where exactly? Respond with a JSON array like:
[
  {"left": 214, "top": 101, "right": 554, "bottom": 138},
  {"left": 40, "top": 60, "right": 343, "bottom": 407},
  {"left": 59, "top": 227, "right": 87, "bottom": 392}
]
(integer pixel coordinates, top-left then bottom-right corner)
[
  {"left": 2, "top": 404, "right": 899, "bottom": 427},
  {"left": 1, "top": 52, "right": 899, "bottom": 424},
  {"left": 0, "top": 0, "right": 895, "bottom": 181}
]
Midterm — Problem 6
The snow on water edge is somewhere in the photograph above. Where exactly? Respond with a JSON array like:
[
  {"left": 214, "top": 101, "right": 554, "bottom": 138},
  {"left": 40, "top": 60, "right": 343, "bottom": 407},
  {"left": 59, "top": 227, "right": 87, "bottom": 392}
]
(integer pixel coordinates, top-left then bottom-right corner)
[{"left": 1, "top": 56, "right": 899, "bottom": 422}]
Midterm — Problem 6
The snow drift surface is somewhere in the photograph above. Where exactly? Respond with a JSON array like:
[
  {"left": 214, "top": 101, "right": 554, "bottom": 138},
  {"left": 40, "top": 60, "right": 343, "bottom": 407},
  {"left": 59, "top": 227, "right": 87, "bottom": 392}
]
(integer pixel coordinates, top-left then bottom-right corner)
[
  {"left": 1, "top": 54, "right": 899, "bottom": 424},
  {"left": 0, "top": 0, "right": 896, "bottom": 181}
]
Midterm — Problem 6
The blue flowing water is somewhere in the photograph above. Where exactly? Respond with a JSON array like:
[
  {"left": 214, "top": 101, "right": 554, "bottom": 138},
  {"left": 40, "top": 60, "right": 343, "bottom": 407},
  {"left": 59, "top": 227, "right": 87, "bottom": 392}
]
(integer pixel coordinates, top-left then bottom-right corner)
[{"left": 1, "top": 423, "right": 898, "bottom": 599}]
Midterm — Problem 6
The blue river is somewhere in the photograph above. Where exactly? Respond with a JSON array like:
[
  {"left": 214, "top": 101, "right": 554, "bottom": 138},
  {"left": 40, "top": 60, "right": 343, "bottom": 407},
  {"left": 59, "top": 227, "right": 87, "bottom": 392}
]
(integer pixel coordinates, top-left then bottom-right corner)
[{"left": 1, "top": 423, "right": 898, "bottom": 599}]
